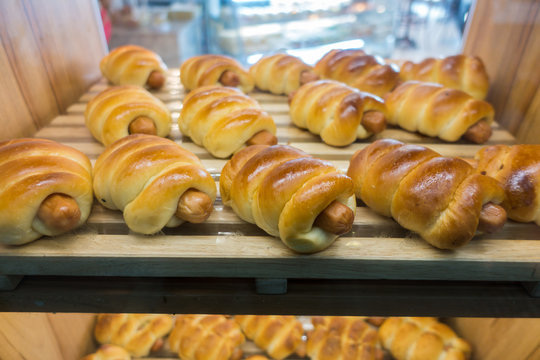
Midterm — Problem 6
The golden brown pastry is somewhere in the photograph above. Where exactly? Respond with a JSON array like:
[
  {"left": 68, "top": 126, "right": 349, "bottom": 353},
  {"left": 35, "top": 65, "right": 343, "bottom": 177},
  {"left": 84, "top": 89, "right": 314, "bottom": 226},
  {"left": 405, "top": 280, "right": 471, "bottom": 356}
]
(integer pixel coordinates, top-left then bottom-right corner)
[
  {"left": 385, "top": 81, "right": 495, "bottom": 144},
  {"left": 307, "top": 316, "right": 381, "bottom": 360},
  {"left": 235, "top": 315, "right": 305, "bottom": 360},
  {"left": 250, "top": 53, "right": 319, "bottom": 95},
  {"left": 0, "top": 138, "right": 93, "bottom": 245},
  {"left": 475, "top": 144, "right": 540, "bottom": 226},
  {"left": 379, "top": 317, "right": 471, "bottom": 360},
  {"left": 399, "top": 54, "right": 489, "bottom": 100},
  {"left": 347, "top": 139, "right": 507, "bottom": 249},
  {"left": 94, "top": 314, "right": 174, "bottom": 357},
  {"left": 314, "top": 49, "right": 399, "bottom": 97},
  {"left": 85, "top": 85, "right": 171, "bottom": 146},
  {"left": 168, "top": 315, "right": 245, "bottom": 360},
  {"left": 179, "top": 85, "right": 277, "bottom": 158},
  {"left": 220, "top": 144, "right": 356, "bottom": 253},
  {"left": 100, "top": 45, "right": 168, "bottom": 89},
  {"left": 180, "top": 54, "right": 254, "bottom": 93},
  {"left": 93, "top": 134, "right": 216, "bottom": 234},
  {"left": 289, "top": 80, "right": 386, "bottom": 146},
  {"left": 81, "top": 344, "right": 131, "bottom": 360}
]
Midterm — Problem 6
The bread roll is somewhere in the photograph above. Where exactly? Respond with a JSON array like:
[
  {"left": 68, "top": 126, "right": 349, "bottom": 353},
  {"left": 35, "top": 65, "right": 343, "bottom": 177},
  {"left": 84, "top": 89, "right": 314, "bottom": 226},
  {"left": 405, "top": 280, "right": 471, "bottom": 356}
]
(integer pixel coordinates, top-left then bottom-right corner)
[
  {"left": 81, "top": 344, "right": 131, "bottom": 360},
  {"left": 307, "top": 316, "right": 381, "bottom": 360},
  {"left": 94, "top": 314, "right": 173, "bottom": 357},
  {"left": 0, "top": 138, "right": 93, "bottom": 245},
  {"left": 93, "top": 134, "right": 216, "bottom": 234},
  {"left": 399, "top": 55, "right": 489, "bottom": 99},
  {"left": 100, "top": 45, "right": 167, "bottom": 89},
  {"left": 179, "top": 85, "right": 277, "bottom": 158},
  {"left": 475, "top": 144, "right": 540, "bottom": 225},
  {"left": 220, "top": 144, "right": 356, "bottom": 253},
  {"left": 250, "top": 53, "right": 318, "bottom": 95},
  {"left": 235, "top": 315, "right": 305, "bottom": 360},
  {"left": 85, "top": 85, "right": 171, "bottom": 146},
  {"left": 385, "top": 81, "right": 495, "bottom": 143},
  {"left": 289, "top": 80, "right": 386, "bottom": 146},
  {"left": 379, "top": 317, "right": 471, "bottom": 360},
  {"left": 314, "top": 49, "right": 399, "bottom": 97},
  {"left": 347, "top": 139, "right": 506, "bottom": 249},
  {"left": 168, "top": 315, "right": 245, "bottom": 360},
  {"left": 181, "top": 54, "right": 254, "bottom": 93}
]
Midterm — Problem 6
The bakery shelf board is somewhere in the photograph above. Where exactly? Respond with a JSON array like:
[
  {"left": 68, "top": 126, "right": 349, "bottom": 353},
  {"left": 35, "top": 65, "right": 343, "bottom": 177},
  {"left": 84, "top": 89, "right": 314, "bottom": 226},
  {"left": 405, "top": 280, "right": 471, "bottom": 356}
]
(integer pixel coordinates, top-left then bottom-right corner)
[{"left": 1, "top": 71, "right": 539, "bottom": 316}]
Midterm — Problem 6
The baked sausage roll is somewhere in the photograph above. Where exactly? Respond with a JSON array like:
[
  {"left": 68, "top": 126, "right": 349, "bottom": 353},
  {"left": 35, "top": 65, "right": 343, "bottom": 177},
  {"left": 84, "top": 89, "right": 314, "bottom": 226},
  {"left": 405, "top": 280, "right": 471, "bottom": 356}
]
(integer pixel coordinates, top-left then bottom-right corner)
[
  {"left": 99, "top": 45, "right": 168, "bottom": 89},
  {"left": 94, "top": 314, "right": 173, "bottom": 357},
  {"left": 168, "top": 315, "right": 245, "bottom": 360},
  {"left": 81, "top": 345, "right": 131, "bottom": 360},
  {"left": 235, "top": 315, "right": 306, "bottom": 360},
  {"left": 379, "top": 317, "right": 471, "bottom": 360},
  {"left": 250, "top": 53, "right": 319, "bottom": 95},
  {"left": 220, "top": 144, "right": 356, "bottom": 253},
  {"left": 307, "top": 316, "right": 381, "bottom": 360},
  {"left": 289, "top": 80, "right": 386, "bottom": 146},
  {"left": 180, "top": 54, "right": 254, "bottom": 93},
  {"left": 85, "top": 85, "right": 171, "bottom": 146},
  {"left": 347, "top": 139, "right": 506, "bottom": 249},
  {"left": 0, "top": 138, "right": 93, "bottom": 246},
  {"left": 179, "top": 85, "right": 277, "bottom": 158},
  {"left": 93, "top": 134, "right": 217, "bottom": 234},
  {"left": 314, "top": 49, "right": 399, "bottom": 97},
  {"left": 399, "top": 54, "right": 489, "bottom": 100},
  {"left": 385, "top": 81, "right": 495, "bottom": 144},
  {"left": 475, "top": 144, "right": 540, "bottom": 226}
]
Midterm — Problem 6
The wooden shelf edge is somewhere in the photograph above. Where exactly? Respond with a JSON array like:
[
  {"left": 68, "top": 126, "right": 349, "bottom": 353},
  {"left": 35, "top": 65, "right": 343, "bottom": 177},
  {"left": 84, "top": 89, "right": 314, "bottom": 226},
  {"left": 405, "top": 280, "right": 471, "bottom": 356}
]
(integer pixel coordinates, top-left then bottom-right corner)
[{"left": 0, "top": 276, "right": 538, "bottom": 317}]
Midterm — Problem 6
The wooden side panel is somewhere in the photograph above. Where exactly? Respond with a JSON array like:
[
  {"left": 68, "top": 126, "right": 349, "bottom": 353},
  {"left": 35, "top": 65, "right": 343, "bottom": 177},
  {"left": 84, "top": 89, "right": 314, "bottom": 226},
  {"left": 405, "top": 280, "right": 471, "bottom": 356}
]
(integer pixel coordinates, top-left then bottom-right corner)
[
  {"left": 463, "top": 0, "right": 540, "bottom": 144},
  {"left": 0, "top": 0, "right": 107, "bottom": 140},
  {"left": 46, "top": 313, "right": 97, "bottom": 360}
]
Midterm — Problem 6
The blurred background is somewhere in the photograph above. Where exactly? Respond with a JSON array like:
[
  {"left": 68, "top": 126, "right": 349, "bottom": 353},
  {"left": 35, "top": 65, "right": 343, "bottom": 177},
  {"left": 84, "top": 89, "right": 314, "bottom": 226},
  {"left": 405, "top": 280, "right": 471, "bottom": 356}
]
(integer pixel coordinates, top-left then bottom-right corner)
[{"left": 100, "top": 0, "right": 474, "bottom": 66}]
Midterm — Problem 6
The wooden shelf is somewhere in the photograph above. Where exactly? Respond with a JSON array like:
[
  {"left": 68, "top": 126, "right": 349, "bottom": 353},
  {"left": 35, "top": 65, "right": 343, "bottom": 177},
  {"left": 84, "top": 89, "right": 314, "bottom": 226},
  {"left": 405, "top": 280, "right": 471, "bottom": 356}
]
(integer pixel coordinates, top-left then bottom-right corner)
[{"left": 1, "top": 70, "right": 539, "bottom": 316}]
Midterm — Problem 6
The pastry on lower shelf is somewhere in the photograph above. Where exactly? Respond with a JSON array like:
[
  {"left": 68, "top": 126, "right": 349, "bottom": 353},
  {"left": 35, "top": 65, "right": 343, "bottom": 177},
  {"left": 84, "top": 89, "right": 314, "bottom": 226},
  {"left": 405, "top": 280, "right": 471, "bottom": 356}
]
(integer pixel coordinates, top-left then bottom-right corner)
[
  {"left": 289, "top": 80, "right": 386, "bottom": 146},
  {"left": 250, "top": 53, "right": 319, "bottom": 95},
  {"left": 168, "top": 315, "right": 245, "bottom": 360},
  {"left": 0, "top": 138, "right": 93, "bottom": 245},
  {"left": 384, "top": 81, "right": 495, "bottom": 144},
  {"left": 220, "top": 144, "right": 356, "bottom": 253},
  {"left": 85, "top": 85, "right": 171, "bottom": 146},
  {"left": 100, "top": 45, "right": 167, "bottom": 90},
  {"left": 93, "top": 134, "right": 217, "bottom": 234},
  {"left": 181, "top": 54, "right": 254, "bottom": 93},
  {"left": 399, "top": 54, "right": 489, "bottom": 100},
  {"left": 81, "top": 344, "right": 131, "bottom": 360},
  {"left": 307, "top": 316, "right": 382, "bottom": 360},
  {"left": 379, "top": 317, "right": 471, "bottom": 360},
  {"left": 179, "top": 85, "right": 277, "bottom": 158},
  {"left": 475, "top": 144, "right": 540, "bottom": 226},
  {"left": 235, "top": 315, "right": 306, "bottom": 360},
  {"left": 314, "top": 49, "right": 399, "bottom": 97},
  {"left": 347, "top": 139, "right": 507, "bottom": 249},
  {"left": 94, "top": 314, "right": 174, "bottom": 357}
]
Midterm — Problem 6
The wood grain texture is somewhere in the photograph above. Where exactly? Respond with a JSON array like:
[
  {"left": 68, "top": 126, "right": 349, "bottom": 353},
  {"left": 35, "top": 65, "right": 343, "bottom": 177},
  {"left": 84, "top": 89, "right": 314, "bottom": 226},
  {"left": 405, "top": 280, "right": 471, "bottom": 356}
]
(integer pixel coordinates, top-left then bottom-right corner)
[
  {"left": 0, "top": 0, "right": 106, "bottom": 140},
  {"left": 463, "top": 0, "right": 540, "bottom": 144}
]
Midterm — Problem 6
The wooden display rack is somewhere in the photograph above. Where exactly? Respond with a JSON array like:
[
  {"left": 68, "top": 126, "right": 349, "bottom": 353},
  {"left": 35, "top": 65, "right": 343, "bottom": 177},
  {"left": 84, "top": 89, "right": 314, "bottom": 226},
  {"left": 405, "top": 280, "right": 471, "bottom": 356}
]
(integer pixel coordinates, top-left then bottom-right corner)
[{"left": 0, "top": 70, "right": 539, "bottom": 317}]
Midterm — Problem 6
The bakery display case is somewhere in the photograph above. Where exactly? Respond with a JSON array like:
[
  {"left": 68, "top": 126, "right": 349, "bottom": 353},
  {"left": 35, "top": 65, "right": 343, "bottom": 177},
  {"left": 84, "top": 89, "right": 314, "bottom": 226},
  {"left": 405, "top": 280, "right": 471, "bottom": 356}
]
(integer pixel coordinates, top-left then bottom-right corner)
[{"left": 0, "top": 0, "right": 539, "bottom": 359}]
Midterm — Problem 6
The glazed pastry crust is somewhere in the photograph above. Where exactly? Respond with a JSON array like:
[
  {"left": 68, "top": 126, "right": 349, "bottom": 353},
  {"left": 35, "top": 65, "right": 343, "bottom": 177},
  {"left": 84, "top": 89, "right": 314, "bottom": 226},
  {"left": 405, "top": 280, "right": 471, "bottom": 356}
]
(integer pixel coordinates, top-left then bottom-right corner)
[
  {"left": 85, "top": 85, "right": 171, "bottom": 146},
  {"left": 180, "top": 54, "right": 254, "bottom": 93},
  {"left": 385, "top": 81, "right": 494, "bottom": 142},
  {"left": 100, "top": 45, "right": 167, "bottom": 87},
  {"left": 289, "top": 80, "right": 386, "bottom": 146},
  {"left": 0, "top": 138, "right": 93, "bottom": 245},
  {"left": 314, "top": 49, "right": 399, "bottom": 97},
  {"left": 81, "top": 344, "right": 131, "bottom": 360}
]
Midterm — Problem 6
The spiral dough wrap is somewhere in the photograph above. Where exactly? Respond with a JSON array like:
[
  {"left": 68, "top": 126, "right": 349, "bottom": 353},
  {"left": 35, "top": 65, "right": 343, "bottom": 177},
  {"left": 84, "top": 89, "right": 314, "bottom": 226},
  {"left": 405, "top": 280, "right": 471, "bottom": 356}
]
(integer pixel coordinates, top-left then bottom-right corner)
[
  {"left": 220, "top": 145, "right": 356, "bottom": 253},
  {"left": 0, "top": 138, "right": 93, "bottom": 245},
  {"left": 93, "top": 134, "right": 216, "bottom": 234}
]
